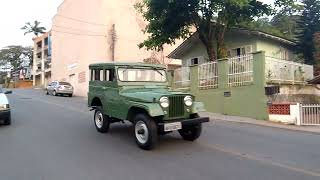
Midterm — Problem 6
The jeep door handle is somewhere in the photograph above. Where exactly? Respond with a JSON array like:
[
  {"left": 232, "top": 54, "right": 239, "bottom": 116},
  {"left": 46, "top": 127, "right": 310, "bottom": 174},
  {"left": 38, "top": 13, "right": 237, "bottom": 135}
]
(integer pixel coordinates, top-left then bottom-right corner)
[{"left": 102, "top": 87, "right": 107, "bottom": 90}]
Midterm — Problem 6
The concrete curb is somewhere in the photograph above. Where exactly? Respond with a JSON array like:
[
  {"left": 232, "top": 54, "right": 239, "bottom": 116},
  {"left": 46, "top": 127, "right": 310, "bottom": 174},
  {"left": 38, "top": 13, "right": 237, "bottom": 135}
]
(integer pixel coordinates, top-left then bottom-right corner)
[{"left": 200, "top": 112, "right": 320, "bottom": 135}]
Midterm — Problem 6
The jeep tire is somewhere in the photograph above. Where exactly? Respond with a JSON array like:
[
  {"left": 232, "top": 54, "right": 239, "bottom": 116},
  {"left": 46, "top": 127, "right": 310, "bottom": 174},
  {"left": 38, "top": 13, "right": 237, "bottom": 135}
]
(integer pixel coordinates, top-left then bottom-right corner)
[
  {"left": 94, "top": 107, "right": 110, "bottom": 133},
  {"left": 3, "top": 115, "right": 11, "bottom": 126},
  {"left": 133, "top": 114, "right": 158, "bottom": 150},
  {"left": 178, "top": 114, "right": 202, "bottom": 141}
]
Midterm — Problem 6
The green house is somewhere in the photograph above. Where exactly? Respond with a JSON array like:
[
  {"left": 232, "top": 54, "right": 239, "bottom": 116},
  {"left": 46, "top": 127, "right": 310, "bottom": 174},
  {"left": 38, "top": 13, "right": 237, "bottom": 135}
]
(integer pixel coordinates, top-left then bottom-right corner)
[
  {"left": 168, "top": 29, "right": 316, "bottom": 121},
  {"left": 168, "top": 28, "right": 297, "bottom": 66}
]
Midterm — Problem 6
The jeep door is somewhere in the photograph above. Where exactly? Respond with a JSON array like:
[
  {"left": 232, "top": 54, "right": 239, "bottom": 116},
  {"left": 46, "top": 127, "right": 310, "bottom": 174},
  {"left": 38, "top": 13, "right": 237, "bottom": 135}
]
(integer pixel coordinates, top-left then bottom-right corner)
[{"left": 91, "top": 68, "right": 119, "bottom": 118}]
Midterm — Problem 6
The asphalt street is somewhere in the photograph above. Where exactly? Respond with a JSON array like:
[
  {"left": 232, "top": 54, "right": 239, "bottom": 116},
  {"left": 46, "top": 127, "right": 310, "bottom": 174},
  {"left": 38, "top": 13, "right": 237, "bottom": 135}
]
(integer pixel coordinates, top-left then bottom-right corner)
[{"left": 1, "top": 89, "right": 320, "bottom": 180}]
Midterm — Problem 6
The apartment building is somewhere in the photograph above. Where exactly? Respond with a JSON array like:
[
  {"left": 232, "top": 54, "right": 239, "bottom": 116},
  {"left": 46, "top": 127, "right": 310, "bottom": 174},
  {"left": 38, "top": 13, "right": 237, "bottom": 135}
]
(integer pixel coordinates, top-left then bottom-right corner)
[
  {"left": 33, "top": 31, "right": 52, "bottom": 87},
  {"left": 51, "top": 0, "right": 180, "bottom": 96}
]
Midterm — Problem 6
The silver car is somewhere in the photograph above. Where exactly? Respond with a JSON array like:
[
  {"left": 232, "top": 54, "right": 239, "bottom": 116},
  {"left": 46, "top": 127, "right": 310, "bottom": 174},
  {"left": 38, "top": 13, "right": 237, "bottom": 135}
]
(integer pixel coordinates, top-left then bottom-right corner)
[{"left": 46, "top": 81, "right": 74, "bottom": 97}]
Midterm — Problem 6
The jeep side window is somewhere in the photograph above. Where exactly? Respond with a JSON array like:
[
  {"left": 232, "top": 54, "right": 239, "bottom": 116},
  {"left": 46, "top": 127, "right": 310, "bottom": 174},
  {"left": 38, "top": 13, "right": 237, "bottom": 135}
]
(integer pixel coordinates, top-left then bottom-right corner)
[
  {"left": 93, "top": 69, "right": 103, "bottom": 81},
  {"left": 90, "top": 70, "right": 93, "bottom": 81},
  {"left": 104, "top": 69, "right": 115, "bottom": 82}
]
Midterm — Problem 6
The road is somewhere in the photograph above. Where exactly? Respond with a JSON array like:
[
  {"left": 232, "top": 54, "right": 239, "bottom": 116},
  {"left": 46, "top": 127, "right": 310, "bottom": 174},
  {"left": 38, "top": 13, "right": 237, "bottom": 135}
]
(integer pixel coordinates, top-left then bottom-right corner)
[{"left": 1, "top": 89, "right": 320, "bottom": 180}]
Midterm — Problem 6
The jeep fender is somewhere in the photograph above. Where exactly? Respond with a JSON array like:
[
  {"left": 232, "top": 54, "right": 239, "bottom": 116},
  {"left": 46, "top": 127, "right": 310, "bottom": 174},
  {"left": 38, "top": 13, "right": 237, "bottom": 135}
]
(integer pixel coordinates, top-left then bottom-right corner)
[
  {"left": 192, "top": 102, "right": 206, "bottom": 113},
  {"left": 127, "top": 102, "right": 164, "bottom": 119}
]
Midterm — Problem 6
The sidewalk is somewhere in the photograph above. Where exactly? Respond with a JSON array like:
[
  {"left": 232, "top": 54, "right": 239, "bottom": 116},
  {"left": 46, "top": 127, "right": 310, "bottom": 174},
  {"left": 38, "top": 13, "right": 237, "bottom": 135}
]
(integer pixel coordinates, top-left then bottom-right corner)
[{"left": 200, "top": 112, "right": 320, "bottom": 135}]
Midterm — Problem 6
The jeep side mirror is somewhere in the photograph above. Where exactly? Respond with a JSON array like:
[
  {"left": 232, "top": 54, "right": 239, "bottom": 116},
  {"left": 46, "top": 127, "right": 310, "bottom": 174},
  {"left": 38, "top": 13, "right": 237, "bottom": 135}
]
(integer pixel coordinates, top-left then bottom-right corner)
[{"left": 4, "top": 90, "right": 12, "bottom": 94}]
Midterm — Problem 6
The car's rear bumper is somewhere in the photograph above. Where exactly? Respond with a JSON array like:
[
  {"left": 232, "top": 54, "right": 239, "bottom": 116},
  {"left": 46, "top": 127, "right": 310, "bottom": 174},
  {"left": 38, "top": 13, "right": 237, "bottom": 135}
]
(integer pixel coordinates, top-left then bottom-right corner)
[
  {"left": 56, "top": 89, "right": 73, "bottom": 94},
  {"left": 158, "top": 117, "right": 210, "bottom": 128},
  {"left": 0, "top": 110, "right": 10, "bottom": 120}
]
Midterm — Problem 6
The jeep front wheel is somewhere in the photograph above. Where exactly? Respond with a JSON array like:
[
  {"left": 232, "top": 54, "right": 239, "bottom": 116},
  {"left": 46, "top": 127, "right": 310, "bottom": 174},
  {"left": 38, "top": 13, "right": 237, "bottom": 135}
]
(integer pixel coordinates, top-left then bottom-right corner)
[
  {"left": 94, "top": 107, "right": 110, "bottom": 133},
  {"left": 178, "top": 123, "right": 202, "bottom": 141},
  {"left": 133, "top": 114, "right": 158, "bottom": 150}
]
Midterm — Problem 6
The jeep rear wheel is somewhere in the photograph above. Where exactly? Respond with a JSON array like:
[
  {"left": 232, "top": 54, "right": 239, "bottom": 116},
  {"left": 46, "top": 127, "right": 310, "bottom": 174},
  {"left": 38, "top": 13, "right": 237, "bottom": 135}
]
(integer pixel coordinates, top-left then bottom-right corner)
[
  {"left": 94, "top": 107, "right": 110, "bottom": 133},
  {"left": 133, "top": 114, "right": 158, "bottom": 150}
]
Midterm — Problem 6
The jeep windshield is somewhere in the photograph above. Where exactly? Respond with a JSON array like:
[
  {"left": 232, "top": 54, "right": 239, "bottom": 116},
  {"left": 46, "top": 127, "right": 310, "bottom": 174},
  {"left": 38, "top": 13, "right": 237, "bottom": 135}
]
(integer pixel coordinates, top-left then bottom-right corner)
[{"left": 118, "top": 68, "right": 167, "bottom": 82}]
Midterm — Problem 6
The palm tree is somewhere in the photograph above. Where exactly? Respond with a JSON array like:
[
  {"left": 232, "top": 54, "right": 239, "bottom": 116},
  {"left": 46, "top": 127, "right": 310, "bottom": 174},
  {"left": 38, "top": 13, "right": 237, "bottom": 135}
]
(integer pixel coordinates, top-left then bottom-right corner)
[{"left": 21, "top": 20, "right": 46, "bottom": 36}]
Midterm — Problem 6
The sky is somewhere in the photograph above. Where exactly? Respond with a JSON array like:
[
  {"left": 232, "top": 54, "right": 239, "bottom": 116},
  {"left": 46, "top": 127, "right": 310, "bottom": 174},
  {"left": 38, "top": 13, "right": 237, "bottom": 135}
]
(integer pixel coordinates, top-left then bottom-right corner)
[
  {"left": 0, "top": 0, "right": 274, "bottom": 49},
  {"left": 0, "top": 0, "right": 63, "bottom": 49}
]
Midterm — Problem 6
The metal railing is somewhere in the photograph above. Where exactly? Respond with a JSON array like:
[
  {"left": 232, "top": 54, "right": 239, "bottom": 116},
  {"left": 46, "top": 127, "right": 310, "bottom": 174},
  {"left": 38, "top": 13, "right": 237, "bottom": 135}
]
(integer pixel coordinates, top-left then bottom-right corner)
[
  {"left": 265, "top": 57, "right": 314, "bottom": 84},
  {"left": 198, "top": 62, "right": 218, "bottom": 89},
  {"left": 227, "top": 54, "right": 254, "bottom": 87},
  {"left": 173, "top": 67, "right": 190, "bottom": 90},
  {"left": 299, "top": 104, "right": 320, "bottom": 126}
]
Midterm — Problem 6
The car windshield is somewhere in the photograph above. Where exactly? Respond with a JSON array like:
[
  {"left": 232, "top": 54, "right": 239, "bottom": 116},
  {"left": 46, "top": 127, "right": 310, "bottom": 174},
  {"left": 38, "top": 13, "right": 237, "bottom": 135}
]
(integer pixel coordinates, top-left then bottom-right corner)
[
  {"left": 118, "top": 68, "right": 167, "bottom": 82},
  {"left": 59, "top": 82, "right": 71, "bottom": 86}
]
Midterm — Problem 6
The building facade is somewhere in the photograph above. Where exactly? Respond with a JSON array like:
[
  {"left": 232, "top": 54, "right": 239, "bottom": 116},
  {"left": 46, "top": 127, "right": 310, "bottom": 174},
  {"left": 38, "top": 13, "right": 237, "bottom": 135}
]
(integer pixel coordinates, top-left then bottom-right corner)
[
  {"left": 51, "top": 0, "right": 180, "bottom": 96},
  {"left": 33, "top": 32, "right": 52, "bottom": 87}
]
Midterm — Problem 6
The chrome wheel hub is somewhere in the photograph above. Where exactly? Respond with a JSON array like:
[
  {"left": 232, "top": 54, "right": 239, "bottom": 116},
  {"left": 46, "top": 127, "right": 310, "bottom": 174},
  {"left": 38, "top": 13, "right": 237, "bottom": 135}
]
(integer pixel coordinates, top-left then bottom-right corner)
[
  {"left": 135, "top": 121, "right": 149, "bottom": 144},
  {"left": 95, "top": 112, "right": 103, "bottom": 129}
]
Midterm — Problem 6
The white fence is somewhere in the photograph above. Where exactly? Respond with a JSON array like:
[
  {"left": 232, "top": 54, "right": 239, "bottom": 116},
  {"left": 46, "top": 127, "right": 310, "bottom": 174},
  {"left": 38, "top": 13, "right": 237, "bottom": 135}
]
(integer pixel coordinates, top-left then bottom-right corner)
[
  {"left": 198, "top": 62, "right": 218, "bottom": 89},
  {"left": 265, "top": 57, "right": 314, "bottom": 84},
  {"left": 228, "top": 54, "right": 254, "bottom": 87},
  {"left": 173, "top": 67, "right": 190, "bottom": 90},
  {"left": 298, "top": 104, "right": 320, "bottom": 126}
]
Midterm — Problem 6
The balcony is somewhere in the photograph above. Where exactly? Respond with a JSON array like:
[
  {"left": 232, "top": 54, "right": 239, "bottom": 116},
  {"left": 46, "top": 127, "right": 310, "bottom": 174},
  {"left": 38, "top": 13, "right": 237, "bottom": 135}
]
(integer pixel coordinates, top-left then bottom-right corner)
[
  {"left": 265, "top": 56, "right": 314, "bottom": 84},
  {"left": 45, "top": 62, "right": 51, "bottom": 73}
]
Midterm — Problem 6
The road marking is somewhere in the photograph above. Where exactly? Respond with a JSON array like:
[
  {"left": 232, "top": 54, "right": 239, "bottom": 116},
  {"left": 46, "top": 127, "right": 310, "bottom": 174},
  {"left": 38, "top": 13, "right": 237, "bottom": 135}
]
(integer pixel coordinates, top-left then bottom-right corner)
[
  {"left": 14, "top": 93, "right": 89, "bottom": 115},
  {"left": 201, "top": 143, "right": 320, "bottom": 177}
]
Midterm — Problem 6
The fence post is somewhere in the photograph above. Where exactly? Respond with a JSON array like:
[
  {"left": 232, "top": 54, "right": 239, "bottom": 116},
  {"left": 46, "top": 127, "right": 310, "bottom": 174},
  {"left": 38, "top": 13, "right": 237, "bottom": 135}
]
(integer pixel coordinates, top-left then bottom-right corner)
[
  {"left": 296, "top": 103, "right": 301, "bottom": 126},
  {"left": 252, "top": 51, "right": 266, "bottom": 87},
  {"left": 189, "top": 65, "right": 199, "bottom": 95},
  {"left": 217, "top": 58, "right": 228, "bottom": 88}
]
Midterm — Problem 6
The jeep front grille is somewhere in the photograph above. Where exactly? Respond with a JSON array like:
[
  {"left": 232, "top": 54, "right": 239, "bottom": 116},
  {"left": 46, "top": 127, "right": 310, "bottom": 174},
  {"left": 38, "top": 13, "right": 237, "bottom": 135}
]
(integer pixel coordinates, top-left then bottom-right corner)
[{"left": 169, "top": 96, "right": 184, "bottom": 118}]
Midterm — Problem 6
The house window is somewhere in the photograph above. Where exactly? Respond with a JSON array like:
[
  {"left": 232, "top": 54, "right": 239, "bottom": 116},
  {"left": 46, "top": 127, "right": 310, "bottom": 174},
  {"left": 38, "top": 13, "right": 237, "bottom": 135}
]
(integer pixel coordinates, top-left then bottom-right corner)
[
  {"left": 191, "top": 58, "right": 199, "bottom": 65},
  {"left": 228, "top": 45, "right": 253, "bottom": 57},
  {"left": 185, "top": 56, "right": 205, "bottom": 67}
]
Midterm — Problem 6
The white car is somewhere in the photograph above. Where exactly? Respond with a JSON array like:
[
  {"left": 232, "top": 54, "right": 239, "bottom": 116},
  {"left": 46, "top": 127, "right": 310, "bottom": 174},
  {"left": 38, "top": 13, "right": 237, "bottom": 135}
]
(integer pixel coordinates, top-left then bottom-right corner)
[{"left": 0, "top": 89, "right": 12, "bottom": 125}]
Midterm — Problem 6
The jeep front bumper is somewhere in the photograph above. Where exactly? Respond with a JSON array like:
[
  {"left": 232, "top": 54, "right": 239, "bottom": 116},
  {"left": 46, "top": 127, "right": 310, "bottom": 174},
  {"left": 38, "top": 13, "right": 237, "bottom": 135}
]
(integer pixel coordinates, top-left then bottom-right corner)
[{"left": 158, "top": 117, "right": 210, "bottom": 129}]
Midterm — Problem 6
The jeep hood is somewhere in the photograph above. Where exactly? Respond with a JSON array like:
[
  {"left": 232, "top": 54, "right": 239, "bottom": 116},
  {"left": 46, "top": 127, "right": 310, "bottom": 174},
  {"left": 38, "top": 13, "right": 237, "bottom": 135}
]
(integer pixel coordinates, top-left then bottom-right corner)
[{"left": 120, "top": 87, "right": 189, "bottom": 103}]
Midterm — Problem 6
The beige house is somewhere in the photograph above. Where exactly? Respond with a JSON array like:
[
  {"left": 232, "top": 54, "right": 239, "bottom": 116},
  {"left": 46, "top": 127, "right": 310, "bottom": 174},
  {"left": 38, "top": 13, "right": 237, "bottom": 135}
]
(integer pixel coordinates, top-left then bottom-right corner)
[
  {"left": 33, "top": 32, "right": 52, "bottom": 87},
  {"left": 51, "top": 0, "right": 180, "bottom": 96}
]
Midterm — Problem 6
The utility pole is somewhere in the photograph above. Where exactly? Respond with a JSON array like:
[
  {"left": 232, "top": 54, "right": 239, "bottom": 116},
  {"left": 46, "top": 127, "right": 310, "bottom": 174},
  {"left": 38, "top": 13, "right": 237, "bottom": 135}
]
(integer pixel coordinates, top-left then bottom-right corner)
[{"left": 109, "top": 24, "right": 117, "bottom": 61}]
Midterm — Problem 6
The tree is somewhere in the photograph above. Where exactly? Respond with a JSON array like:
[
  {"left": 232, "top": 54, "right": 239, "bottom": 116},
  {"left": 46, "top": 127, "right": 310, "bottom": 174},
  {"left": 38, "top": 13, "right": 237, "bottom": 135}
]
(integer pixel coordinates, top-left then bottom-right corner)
[
  {"left": 0, "top": 46, "right": 33, "bottom": 72},
  {"left": 272, "top": 0, "right": 302, "bottom": 40},
  {"left": 21, "top": 20, "right": 46, "bottom": 36},
  {"left": 136, "top": 0, "right": 271, "bottom": 61},
  {"left": 314, "top": 32, "right": 320, "bottom": 76},
  {"left": 296, "top": 0, "right": 320, "bottom": 65}
]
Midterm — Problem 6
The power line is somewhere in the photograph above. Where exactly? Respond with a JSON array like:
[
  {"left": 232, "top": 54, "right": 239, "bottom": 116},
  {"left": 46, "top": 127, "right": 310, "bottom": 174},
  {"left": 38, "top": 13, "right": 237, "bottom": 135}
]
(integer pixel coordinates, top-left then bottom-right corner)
[
  {"left": 52, "top": 30, "right": 106, "bottom": 37},
  {"left": 55, "top": 14, "right": 108, "bottom": 26},
  {"left": 53, "top": 25, "right": 106, "bottom": 35}
]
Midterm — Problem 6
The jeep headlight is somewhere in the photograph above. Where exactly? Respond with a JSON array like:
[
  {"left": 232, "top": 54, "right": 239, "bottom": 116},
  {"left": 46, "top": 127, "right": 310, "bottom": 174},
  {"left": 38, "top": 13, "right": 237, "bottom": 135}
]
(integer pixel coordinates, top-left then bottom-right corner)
[
  {"left": 184, "top": 96, "right": 193, "bottom": 106},
  {"left": 159, "top": 97, "right": 169, "bottom": 108},
  {"left": 0, "top": 104, "right": 9, "bottom": 110}
]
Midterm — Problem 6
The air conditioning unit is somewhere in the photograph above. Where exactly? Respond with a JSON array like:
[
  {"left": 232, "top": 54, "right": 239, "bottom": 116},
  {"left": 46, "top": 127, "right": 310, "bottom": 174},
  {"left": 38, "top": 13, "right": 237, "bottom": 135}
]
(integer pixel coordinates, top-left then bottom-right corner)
[{"left": 265, "top": 85, "right": 280, "bottom": 95}]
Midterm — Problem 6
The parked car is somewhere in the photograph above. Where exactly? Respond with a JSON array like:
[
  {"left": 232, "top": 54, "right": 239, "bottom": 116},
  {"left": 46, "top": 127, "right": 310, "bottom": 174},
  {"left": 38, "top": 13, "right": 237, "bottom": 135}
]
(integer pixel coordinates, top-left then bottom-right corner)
[
  {"left": 88, "top": 63, "right": 209, "bottom": 150},
  {"left": 0, "top": 88, "right": 12, "bottom": 125},
  {"left": 46, "top": 81, "right": 74, "bottom": 97}
]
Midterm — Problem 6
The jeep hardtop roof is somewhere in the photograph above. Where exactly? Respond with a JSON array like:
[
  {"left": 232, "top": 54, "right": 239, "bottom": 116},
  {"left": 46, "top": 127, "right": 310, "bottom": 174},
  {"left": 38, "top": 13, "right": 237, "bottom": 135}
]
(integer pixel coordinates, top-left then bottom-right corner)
[{"left": 89, "top": 62, "right": 166, "bottom": 69}]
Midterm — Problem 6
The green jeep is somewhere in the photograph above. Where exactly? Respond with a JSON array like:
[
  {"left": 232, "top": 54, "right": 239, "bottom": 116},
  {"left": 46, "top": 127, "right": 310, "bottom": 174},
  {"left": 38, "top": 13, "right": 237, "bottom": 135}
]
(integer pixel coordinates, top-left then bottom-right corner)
[{"left": 88, "top": 62, "right": 209, "bottom": 150}]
